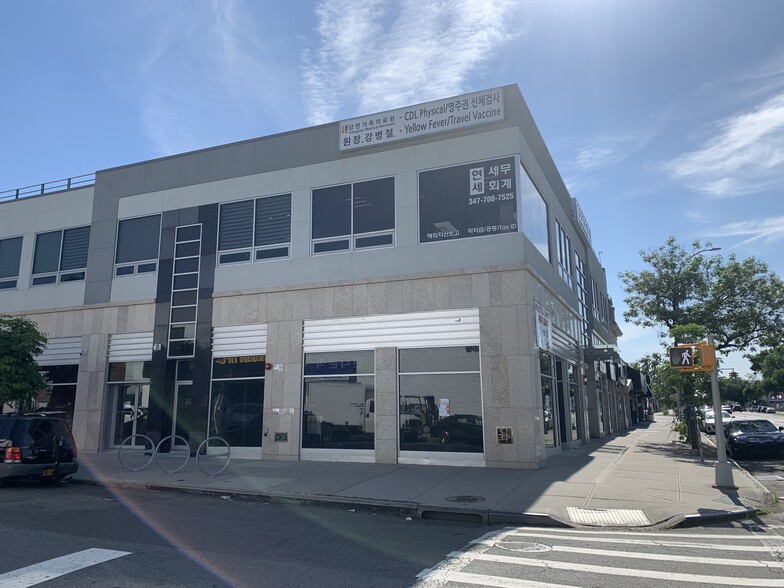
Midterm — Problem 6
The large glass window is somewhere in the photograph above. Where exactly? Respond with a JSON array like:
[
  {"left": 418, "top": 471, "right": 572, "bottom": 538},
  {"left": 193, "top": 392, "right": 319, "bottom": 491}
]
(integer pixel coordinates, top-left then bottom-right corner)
[
  {"left": 32, "top": 226, "right": 90, "bottom": 286},
  {"left": 210, "top": 355, "right": 265, "bottom": 448},
  {"left": 311, "top": 178, "right": 395, "bottom": 254},
  {"left": 419, "top": 158, "right": 517, "bottom": 243},
  {"left": 115, "top": 215, "right": 161, "bottom": 276},
  {"left": 541, "top": 352, "right": 556, "bottom": 448},
  {"left": 34, "top": 364, "right": 78, "bottom": 427},
  {"left": 302, "top": 351, "right": 375, "bottom": 450},
  {"left": 520, "top": 164, "right": 549, "bottom": 260},
  {"left": 399, "top": 346, "right": 482, "bottom": 453},
  {"left": 0, "top": 236, "right": 23, "bottom": 290},
  {"left": 555, "top": 219, "right": 573, "bottom": 288},
  {"left": 575, "top": 253, "right": 590, "bottom": 348},
  {"left": 218, "top": 194, "right": 292, "bottom": 265}
]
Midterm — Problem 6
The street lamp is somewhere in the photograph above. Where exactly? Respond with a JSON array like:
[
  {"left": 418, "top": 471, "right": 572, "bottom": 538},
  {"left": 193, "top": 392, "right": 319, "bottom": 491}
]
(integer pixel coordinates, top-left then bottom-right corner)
[{"left": 709, "top": 334, "right": 735, "bottom": 489}]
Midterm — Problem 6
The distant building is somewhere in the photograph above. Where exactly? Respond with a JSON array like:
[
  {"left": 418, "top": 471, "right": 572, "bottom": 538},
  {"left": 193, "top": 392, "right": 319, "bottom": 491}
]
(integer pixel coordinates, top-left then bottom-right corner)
[{"left": 0, "top": 85, "right": 630, "bottom": 468}]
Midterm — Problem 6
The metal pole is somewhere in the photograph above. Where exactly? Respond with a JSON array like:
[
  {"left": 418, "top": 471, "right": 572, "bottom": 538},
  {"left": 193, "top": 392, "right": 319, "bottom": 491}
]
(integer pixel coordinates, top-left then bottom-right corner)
[{"left": 708, "top": 334, "right": 735, "bottom": 488}]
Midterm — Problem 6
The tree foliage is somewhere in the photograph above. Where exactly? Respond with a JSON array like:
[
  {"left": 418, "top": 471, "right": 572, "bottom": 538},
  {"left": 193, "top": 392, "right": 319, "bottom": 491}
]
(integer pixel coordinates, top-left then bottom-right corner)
[
  {"left": 748, "top": 345, "right": 784, "bottom": 396},
  {"left": 620, "top": 237, "right": 784, "bottom": 353},
  {"left": 0, "top": 315, "right": 49, "bottom": 411}
]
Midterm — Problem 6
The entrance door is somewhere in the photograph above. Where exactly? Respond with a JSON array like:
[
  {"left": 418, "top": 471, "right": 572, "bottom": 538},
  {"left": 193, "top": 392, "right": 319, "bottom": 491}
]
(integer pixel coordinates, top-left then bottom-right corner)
[{"left": 110, "top": 383, "right": 150, "bottom": 447}]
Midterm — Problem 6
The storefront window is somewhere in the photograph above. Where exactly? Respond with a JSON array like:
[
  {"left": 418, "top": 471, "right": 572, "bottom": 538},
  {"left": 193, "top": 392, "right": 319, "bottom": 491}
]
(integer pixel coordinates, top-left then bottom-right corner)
[
  {"left": 210, "top": 355, "right": 265, "bottom": 449},
  {"left": 541, "top": 352, "right": 556, "bottom": 448},
  {"left": 399, "top": 346, "right": 482, "bottom": 453},
  {"left": 36, "top": 364, "right": 78, "bottom": 426},
  {"left": 302, "top": 351, "right": 375, "bottom": 450}
]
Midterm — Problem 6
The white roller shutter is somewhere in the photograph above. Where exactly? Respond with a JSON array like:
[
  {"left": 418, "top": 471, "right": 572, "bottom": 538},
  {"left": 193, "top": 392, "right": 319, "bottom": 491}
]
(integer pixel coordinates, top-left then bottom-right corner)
[
  {"left": 303, "top": 309, "right": 480, "bottom": 353},
  {"left": 36, "top": 337, "right": 82, "bottom": 366},
  {"left": 108, "top": 332, "right": 154, "bottom": 362},
  {"left": 212, "top": 324, "right": 267, "bottom": 358}
]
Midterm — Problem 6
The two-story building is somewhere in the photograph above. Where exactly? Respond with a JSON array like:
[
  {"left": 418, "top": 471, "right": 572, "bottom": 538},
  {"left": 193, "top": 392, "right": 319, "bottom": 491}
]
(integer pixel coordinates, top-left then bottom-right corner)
[{"left": 0, "top": 84, "right": 629, "bottom": 468}]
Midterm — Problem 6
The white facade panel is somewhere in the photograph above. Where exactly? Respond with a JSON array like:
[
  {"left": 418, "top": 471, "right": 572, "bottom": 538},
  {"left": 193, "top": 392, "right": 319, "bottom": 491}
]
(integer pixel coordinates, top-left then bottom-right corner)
[
  {"left": 108, "top": 332, "right": 154, "bottom": 362},
  {"left": 303, "top": 309, "right": 480, "bottom": 352},
  {"left": 36, "top": 336, "right": 82, "bottom": 366},
  {"left": 212, "top": 324, "right": 267, "bottom": 358}
]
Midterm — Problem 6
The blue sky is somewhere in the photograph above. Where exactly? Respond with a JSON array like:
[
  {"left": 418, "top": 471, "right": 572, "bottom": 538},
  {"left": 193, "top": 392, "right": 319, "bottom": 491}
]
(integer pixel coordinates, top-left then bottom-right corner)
[{"left": 2, "top": 0, "right": 783, "bottom": 374}]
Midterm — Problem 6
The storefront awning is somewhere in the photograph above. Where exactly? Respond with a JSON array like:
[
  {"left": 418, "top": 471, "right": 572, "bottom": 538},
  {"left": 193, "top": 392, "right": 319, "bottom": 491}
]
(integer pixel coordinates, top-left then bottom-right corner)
[{"left": 583, "top": 346, "right": 621, "bottom": 361}]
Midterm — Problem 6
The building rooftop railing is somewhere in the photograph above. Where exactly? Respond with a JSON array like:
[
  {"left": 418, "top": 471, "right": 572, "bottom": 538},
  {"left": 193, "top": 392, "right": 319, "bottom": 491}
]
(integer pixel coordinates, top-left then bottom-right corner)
[{"left": 0, "top": 173, "right": 96, "bottom": 203}]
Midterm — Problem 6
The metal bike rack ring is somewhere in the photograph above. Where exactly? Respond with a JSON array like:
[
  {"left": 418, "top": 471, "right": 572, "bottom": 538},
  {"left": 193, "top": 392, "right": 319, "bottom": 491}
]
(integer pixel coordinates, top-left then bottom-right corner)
[
  {"left": 154, "top": 435, "right": 191, "bottom": 474},
  {"left": 196, "top": 436, "right": 231, "bottom": 476},
  {"left": 118, "top": 434, "right": 156, "bottom": 471}
]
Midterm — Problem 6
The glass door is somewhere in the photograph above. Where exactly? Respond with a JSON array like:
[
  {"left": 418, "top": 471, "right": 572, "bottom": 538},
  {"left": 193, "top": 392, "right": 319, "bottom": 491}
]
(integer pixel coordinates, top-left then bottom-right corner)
[{"left": 110, "top": 383, "right": 150, "bottom": 446}]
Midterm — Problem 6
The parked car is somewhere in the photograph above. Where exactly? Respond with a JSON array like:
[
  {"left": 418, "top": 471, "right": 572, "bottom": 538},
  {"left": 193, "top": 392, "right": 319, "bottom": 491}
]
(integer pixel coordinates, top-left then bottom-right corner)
[
  {"left": 765, "top": 406, "right": 777, "bottom": 414},
  {"left": 732, "top": 404, "right": 744, "bottom": 412},
  {"left": 430, "top": 414, "right": 483, "bottom": 445},
  {"left": 703, "top": 410, "right": 733, "bottom": 435},
  {"left": 724, "top": 419, "right": 784, "bottom": 458},
  {"left": 0, "top": 414, "right": 78, "bottom": 484}
]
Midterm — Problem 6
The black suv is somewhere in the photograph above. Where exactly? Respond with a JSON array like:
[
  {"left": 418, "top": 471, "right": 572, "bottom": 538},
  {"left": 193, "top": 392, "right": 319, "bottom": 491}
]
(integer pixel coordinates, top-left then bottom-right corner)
[{"left": 0, "top": 414, "right": 79, "bottom": 484}]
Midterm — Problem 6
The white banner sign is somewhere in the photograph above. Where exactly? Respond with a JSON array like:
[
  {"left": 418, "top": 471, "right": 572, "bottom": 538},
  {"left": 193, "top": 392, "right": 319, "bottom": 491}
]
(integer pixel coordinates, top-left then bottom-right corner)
[
  {"left": 535, "top": 302, "right": 552, "bottom": 351},
  {"left": 339, "top": 88, "right": 504, "bottom": 151}
]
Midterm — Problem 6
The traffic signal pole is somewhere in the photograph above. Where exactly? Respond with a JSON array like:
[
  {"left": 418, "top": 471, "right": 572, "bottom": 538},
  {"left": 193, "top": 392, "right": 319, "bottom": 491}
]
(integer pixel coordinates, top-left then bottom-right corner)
[{"left": 708, "top": 334, "right": 735, "bottom": 489}]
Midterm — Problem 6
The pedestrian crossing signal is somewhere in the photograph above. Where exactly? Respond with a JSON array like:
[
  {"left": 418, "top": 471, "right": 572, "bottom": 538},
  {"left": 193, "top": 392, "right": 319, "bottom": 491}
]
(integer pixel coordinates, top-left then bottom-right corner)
[{"left": 669, "top": 346, "right": 695, "bottom": 368}]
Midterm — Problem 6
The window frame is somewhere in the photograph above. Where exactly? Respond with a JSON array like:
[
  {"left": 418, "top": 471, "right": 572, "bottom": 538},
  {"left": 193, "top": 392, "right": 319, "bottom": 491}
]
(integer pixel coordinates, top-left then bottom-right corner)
[
  {"left": 311, "top": 177, "right": 395, "bottom": 256},
  {"left": 555, "top": 219, "right": 573, "bottom": 288},
  {"left": 520, "top": 162, "right": 550, "bottom": 261},
  {"left": 217, "top": 194, "right": 292, "bottom": 266},
  {"left": 0, "top": 235, "right": 23, "bottom": 290},
  {"left": 114, "top": 214, "right": 161, "bottom": 277},
  {"left": 31, "top": 226, "right": 90, "bottom": 287}
]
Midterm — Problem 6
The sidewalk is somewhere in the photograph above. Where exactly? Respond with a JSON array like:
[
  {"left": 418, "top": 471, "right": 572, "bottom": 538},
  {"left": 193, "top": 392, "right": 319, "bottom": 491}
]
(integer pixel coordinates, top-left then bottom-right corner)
[{"left": 72, "top": 417, "right": 773, "bottom": 528}]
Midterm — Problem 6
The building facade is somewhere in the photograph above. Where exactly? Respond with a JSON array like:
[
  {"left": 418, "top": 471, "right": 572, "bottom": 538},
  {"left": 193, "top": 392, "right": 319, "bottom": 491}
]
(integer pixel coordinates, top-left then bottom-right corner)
[{"left": 0, "top": 85, "right": 630, "bottom": 468}]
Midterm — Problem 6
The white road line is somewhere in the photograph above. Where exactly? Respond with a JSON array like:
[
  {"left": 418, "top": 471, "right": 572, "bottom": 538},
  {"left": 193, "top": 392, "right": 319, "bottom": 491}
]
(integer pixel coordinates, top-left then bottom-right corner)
[
  {"left": 507, "top": 531, "right": 774, "bottom": 551},
  {"left": 503, "top": 527, "right": 784, "bottom": 539},
  {"left": 424, "top": 570, "right": 577, "bottom": 588},
  {"left": 546, "top": 544, "right": 784, "bottom": 568},
  {"left": 0, "top": 548, "right": 131, "bottom": 588},
  {"left": 470, "top": 552, "right": 784, "bottom": 586}
]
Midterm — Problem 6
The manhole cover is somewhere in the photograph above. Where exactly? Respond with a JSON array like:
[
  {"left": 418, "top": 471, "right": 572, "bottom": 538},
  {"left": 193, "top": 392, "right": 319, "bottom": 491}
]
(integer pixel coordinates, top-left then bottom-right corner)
[
  {"left": 445, "top": 495, "right": 486, "bottom": 503},
  {"left": 497, "top": 541, "right": 552, "bottom": 553},
  {"left": 756, "top": 475, "right": 784, "bottom": 482}
]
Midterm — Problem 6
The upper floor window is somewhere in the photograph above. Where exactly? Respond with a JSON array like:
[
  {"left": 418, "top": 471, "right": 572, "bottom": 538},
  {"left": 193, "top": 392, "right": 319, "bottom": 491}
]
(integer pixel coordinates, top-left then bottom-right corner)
[
  {"left": 115, "top": 214, "right": 161, "bottom": 276},
  {"left": 575, "top": 253, "right": 590, "bottom": 348},
  {"left": 32, "top": 226, "right": 90, "bottom": 286},
  {"left": 312, "top": 177, "right": 395, "bottom": 254},
  {"left": 218, "top": 193, "right": 291, "bottom": 265},
  {"left": 520, "top": 164, "right": 549, "bottom": 260},
  {"left": 555, "top": 219, "right": 572, "bottom": 288},
  {"left": 592, "top": 279, "right": 609, "bottom": 327},
  {"left": 419, "top": 157, "right": 517, "bottom": 243},
  {"left": 0, "top": 236, "right": 23, "bottom": 290}
]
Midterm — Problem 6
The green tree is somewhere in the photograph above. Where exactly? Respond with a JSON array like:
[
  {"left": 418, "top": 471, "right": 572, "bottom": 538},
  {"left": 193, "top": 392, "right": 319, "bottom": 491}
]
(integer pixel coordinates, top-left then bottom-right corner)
[
  {"left": 620, "top": 237, "right": 784, "bottom": 353},
  {"left": 749, "top": 345, "right": 784, "bottom": 397},
  {"left": 0, "top": 315, "right": 49, "bottom": 412}
]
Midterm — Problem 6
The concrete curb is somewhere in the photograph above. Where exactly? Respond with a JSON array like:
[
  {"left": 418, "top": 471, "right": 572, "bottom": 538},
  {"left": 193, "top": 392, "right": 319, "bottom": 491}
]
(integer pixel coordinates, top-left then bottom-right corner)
[{"left": 71, "top": 477, "right": 761, "bottom": 529}]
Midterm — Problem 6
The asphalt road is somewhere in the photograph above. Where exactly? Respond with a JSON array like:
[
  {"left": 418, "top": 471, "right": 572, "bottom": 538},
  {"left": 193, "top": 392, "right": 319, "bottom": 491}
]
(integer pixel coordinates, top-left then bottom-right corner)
[{"left": 0, "top": 483, "right": 489, "bottom": 587}]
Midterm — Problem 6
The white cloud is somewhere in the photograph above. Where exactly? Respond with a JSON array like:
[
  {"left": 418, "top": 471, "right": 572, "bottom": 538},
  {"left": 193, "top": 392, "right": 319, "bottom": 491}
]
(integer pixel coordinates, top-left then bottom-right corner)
[
  {"left": 664, "top": 92, "right": 784, "bottom": 197},
  {"left": 302, "top": 0, "right": 520, "bottom": 125},
  {"left": 702, "top": 215, "right": 784, "bottom": 248},
  {"left": 136, "top": 0, "right": 285, "bottom": 156},
  {"left": 574, "top": 130, "right": 655, "bottom": 171}
]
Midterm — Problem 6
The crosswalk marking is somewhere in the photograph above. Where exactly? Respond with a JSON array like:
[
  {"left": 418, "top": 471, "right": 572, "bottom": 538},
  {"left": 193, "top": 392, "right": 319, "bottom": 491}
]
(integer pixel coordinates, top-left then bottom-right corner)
[
  {"left": 505, "top": 530, "right": 776, "bottom": 551},
  {"left": 544, "top": 544, "right": 784, "bottom": 568},
  {"left": 416, "top": 527, "right": 784, "bottom": 588},
  {"left": 467, "top": 552, "right": 784, "bottom": 586},
  {"left": 0, "top": 548, "right": 130, "bottom": 588}
]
